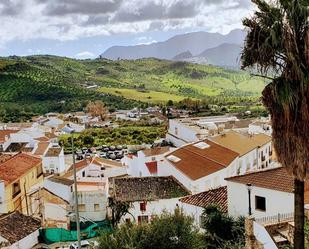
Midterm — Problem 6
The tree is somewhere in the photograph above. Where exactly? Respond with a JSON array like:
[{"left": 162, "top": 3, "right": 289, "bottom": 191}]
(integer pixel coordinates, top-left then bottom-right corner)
[
  {"left": 241, "top": 1, "right": 309, "bottom": 248},
  {"left": 201, "top": 205, "right": 245, "bottom": 249},
  {"left": 98, "top": 209, "right": 203, "bottom": 249},
  {"left": 86, "top": 100, "right": 108, "bottom": 121}
]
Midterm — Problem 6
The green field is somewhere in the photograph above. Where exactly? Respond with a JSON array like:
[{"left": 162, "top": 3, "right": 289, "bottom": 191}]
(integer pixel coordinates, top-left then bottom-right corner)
[{"left": 99, "top": 87, "right": 188, "bottom": 103}]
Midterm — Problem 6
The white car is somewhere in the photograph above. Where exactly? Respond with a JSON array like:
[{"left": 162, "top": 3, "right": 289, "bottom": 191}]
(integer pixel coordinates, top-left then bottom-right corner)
[{"left": 69, "top": 240, "right": 90, "bottom": 249}]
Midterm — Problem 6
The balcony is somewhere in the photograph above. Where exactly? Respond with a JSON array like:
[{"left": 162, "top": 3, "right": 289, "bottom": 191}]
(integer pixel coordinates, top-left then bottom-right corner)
[
  {"left": 12, "top": 189, "right": 21, "bottom": 198},
  {"left": 262, "top": 155, "right": 266, "bottom": 161},
  {"left": 269, "top": 151, "right": 273, "bottom": 156}
]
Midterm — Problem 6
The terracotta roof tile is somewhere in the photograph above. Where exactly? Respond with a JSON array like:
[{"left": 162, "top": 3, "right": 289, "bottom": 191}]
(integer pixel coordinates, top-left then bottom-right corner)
[
  {"left": 112, "top": 176, "right": 190, "bottom": 202},
  {"left": 211, "top": 130, "right": 271, "bottom": 156},
  {"left": 142, "top": 147, "right": 170, "bottom": 157},
  {"left": 0, "top": 153, "right": 42, "bottom": 185},
  {"left": 0, "top": 130, "right": 19, "bottom": 143},
  {"left": 0, "top": 212, "right": 41, "bottom": 244},
  {"left": 34, "top": 136, "right": 50, "bottom": 142},
  {"left": 33, "top": 142, "right": 50, "bottom": 156},
  {"left": 165, "top": 139, "right": 239, "bottom": 180},
  {"left": 225, "top": 167, "right": 294, "bottom": 193},
  {"left": 48, "top": 176, "right": 74, "bottom": 186},
  {"left": 180, "top": 186, "right": 227, "bottom": 212},
  {"left": 45, "top": 147, "right": 62, "bottom": 157}
]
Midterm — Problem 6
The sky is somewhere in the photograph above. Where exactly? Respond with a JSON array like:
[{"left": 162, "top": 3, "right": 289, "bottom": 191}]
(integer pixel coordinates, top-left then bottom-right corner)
[{"left": 0, "top": 0, "right": 255, "bottom": 58}]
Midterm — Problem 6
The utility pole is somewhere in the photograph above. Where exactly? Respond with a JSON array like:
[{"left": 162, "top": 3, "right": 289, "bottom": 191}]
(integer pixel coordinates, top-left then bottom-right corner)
[{"left": 70, "top": 128, "right": 81, "bottom": 249}]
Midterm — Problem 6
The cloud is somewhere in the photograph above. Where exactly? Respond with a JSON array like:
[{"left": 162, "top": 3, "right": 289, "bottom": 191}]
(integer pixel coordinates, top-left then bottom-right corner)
[
  {"left": 0, "top": 0, "right": 254, "bottom": 47},
  {"left": 75, "top": 51, "right": 96, "bottom": 58}
]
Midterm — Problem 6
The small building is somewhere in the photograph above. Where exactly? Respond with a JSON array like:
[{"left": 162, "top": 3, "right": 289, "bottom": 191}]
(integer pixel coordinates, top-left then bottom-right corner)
[
  {"left": 0, "top": 153, "right": 44, "bottom": 215},
  {"left": 123, "top": 147, "right": 171, "bottom": 177},
  {"left": 211, "top": 130, "right": 272, "bottom": 174},
  {"left": 160, "top": 140, "right": 239, "bottom": 193},
  {"left": 0, "top": 212, "right": 41, "bottom": 249},
  {"left": 65, "top": 157, "right": 126, "bottom": 182},
  {"left": 179, "top": 186, "right": 227, "bottom": 227},
  {"left": 225, "top": 167, "right": 295, "bottom": 219},
  {"left": 109, "top": 176, "right": 190, "bottom": 224}
]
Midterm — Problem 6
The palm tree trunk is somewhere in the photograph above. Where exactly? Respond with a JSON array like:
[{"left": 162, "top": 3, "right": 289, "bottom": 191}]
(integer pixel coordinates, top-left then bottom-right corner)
[{"left": 294, "top": 179, "right": 305, "bottom": 249}]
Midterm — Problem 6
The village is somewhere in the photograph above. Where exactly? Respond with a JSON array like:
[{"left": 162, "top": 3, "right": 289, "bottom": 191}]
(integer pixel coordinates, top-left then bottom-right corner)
[{"left": 0, "top": 104, "right": 297, "bottom": 249}]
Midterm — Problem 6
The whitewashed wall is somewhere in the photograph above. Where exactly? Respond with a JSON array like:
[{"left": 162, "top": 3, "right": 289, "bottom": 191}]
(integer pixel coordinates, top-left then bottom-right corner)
[
  {"left": 7, "top": 230, "right": 39, "bottom": 249},
  {"left": 0, "top": 181, "right": 6, "bottom": 214},
  {"left": 121, "top": 198, "right": 180, "bottom": 223},
  {"left": 227, "top": 181, "right": 293, "bottom": 219},
  {"left": 44, "top": 179, "right": 73, "bottom": 203},
  {"left": 78, "top": 191, "right": 107, "bottom": 221}
]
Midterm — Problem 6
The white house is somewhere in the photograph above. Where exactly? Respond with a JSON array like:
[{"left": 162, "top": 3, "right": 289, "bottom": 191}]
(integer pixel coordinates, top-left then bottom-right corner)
[
  {"left": 159, "top": 140, "right": 239, "bottom": 194},
  {"left": 65, "top": 157, "right": 126, "bottom": 182},
  {"left": 0, "top": 180, "right": 5, "bottom": 214},
  {"left": 179, "top": 186, "right": 227, "bottom": 227},
  {"left": 0, "top": 130, "right": 19, "bottom": 152},
  {"left": 109, "top": 176, "right": 190, "bottom": 224},
  {"left": 249, "top": 119, "right": 272, "bottom": 136},
  {"left": 225, "top": 166, "right": 296, "bottom": 219},
  {"left": 42, "top": 146, "right": 66, "bottom": 174},
  {"left": 123, "top": 147, "right": 171, "bottom": 177},
  {"left": 0, "top": 212, "right": 41, "bottom": 249},
  {"left": 166, "top": 115, "right": 252, "bottom": 147},
  {"left": 211, "top": 130, "right": 272, "bottom": 174},
  {"left": 76, "top": 182, "right": 108, "bottom": 222}
]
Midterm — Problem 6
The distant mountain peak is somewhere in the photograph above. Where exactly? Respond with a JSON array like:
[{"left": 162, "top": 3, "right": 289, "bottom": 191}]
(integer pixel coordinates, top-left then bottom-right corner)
[{"left": 100, "top": 29, "right": 246, "bottom": 68}]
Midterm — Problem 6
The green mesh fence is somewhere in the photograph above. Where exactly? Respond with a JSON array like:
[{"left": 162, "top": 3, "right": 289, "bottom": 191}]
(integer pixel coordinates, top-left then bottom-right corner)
[{"left": 39, "top": 220, "right": 112, "bottom": 244}]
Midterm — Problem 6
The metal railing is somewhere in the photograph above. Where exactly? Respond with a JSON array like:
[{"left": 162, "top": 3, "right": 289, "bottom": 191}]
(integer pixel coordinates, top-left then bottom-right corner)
[{"left": 255, "top": 212, "right": 294, "bottom": 225}]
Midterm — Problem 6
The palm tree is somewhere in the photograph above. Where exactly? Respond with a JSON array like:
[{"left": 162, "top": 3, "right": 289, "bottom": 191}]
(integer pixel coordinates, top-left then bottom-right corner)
[{"left": 241, "top": 1, "right": 308, "bottom": 248}]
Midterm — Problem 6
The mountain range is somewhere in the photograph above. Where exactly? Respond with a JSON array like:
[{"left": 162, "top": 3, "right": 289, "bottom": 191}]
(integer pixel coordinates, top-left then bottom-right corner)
[{"left": 100, "top": 29, "right": 245, "bottom": 68}]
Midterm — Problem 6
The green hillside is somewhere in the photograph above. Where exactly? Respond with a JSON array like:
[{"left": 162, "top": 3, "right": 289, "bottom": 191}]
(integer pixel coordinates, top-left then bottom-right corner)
[{"left": 0, "top": 55, "right": 266, "bottom": 121}]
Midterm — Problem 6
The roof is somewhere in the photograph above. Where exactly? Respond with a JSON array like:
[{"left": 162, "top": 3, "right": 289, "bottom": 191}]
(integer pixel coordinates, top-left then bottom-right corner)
[
  {"left": 0, "top": 153, "right": 42, "bottom": 186},
  {"left": 225, "top": 166, "right": 294, "bottom": 193},
  {"left": 112, "top": 176, "right": 190, "bottom": 202},
  {"left": 165, "top": 139, "right": 238, "bottom": 180},
  {"left": 93, "top": 157, "right": 123, "bottom": 167},
  {"left": 0, "top": 130, "right": 19, "bottom": 143},
  {"left": 179, "top": 186, "right": 227, "bottom": 212},
  {"left": 67, "top": 157, "right": 101, "bottom": 172},
  {"left": 211, "top": 130, "right": 271, "bottom": 156},
  {"left": 34, "top": 136, "right": 50, "bottom": 142},
  {"left": 142, "top": 147, "right": 170, "bottom": 157},
  {"left": 45, "top": 147, "right": 62, "bottom": 157},
  {"left": 145, "top": 161, "right": 157, "bottom": 174},
  {"left": 0, "top": 212, "right": 41, "bottom": 244},
  {"left": 33, "top": 142, "right": 50, "bottom": 156},
  {"left": 48, "top": 176, "right": 74, "bottom": 186}
]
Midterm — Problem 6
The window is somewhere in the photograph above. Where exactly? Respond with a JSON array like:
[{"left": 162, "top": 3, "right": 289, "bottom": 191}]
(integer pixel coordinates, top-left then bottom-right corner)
[
  {"left": 36, "top": 165, "right": 43, "bottom": 178},
  {"left": 82, "top": 171, "right": 85, "bottom": 177},
  {"left": 175, "top": 127, "right": 178, "bottom": 135},
  {"left": 12, "top": 181, "right": 21, "bottom": 198},
  {"left": 151, "top": 157, "right": 156, "bottom": 161},
  {"left": 140, "top": 202, "right": 146, "bottom": 212},
  {"left": 138, "top": 215, "right": 149, "bottom": 224},
  {"left": 94, "top": 204, "right": 100, "bottom": 211},
  {"left": 255, "top": 196, "right": 266, "bottom": 211},
  {"left": 78, "top": 204, "right": 86, "bottom": 212}
]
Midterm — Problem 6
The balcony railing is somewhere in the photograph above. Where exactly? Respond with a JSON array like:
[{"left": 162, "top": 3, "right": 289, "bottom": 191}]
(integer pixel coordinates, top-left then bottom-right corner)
[
  {"left": 269, "top": 151, "right": 272, "bottom": 156},
  {"left": 255, "top": 212, "right": 294, "bottom": 225},
  {"left": 262, "top": 155, "right": 266, "bottom": 161}
]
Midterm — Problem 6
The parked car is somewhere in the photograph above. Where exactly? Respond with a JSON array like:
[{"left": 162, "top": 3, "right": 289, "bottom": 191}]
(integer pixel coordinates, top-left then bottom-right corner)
[
  {"left": 84, "top": 153, "right": 91, "bottom": 159},
  {"left": 109, "top": 146, "right": 116, "bottom": 151},
  {"left": 69, "top": 240, "right": 90, "bottom": 249}
]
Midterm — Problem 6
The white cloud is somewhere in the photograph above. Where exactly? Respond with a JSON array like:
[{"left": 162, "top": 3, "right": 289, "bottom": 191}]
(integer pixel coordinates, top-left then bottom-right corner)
[
  {"left": 75, "top": 51, "right": 96, "bottom": 58},
  {"left": 0, "top": 0, "right": 255, "bottom": 46}
]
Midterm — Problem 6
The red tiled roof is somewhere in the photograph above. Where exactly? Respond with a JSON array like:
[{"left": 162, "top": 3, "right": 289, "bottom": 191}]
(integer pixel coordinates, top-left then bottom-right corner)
[
  {"left": 165, "top": 139, "right": 239, "bottom": 180},
  {"left": 34, "top": 136, "right": 50, "bottom": 142},
  {"left": 67, "top": 157, "right": 101, "bottom": 172},
  {"left": 225, "top": 166, "right": 294, "bottom": 193},
  {"left": 0, "top": 153, "right": 42, "bottom": 185},
  {"left": 0, "top": 212, "right": 41, "bottom": 244},
  {"left": 179, "top": 186, "right": 228, "bottom": 212},
  {"left": 0, "top": 130, "right": 19, "bottom": 143},
  {"left": 145, "top": 161, "right": 157, "bottom": 174},
  {"left": 33, "top": 142, "right": 49, "bottom": 156},
  {"left": 143, "top": 147, "right": 170, "bottom": 157}
]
